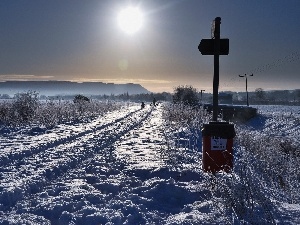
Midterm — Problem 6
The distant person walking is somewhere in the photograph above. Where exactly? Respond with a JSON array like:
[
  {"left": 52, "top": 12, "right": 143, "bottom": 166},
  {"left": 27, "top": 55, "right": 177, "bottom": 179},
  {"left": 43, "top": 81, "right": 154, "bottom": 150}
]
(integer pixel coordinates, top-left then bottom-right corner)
[
  {"left": 141, "top": 102, "right": 145, "bottom": 109},
  {"left": 153, "top": 98, "right": 157, "bottom": 107}
]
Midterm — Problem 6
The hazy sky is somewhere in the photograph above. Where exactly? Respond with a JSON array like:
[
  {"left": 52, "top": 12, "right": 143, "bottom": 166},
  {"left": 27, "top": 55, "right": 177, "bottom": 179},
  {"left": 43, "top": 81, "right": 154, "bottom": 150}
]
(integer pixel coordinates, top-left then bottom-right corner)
[{"left": 1, "top": 0, "right": 299, "bottom": 93}]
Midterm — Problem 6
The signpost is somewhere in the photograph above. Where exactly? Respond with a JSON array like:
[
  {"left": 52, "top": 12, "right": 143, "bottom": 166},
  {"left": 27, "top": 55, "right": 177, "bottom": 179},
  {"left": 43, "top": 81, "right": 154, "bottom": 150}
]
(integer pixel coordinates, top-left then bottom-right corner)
[
  {"left": 198, "top": 17, "right": 235, "bottom": 173},
  {"left": 198, "top": 17, "right": 229, "bottom": 121}
]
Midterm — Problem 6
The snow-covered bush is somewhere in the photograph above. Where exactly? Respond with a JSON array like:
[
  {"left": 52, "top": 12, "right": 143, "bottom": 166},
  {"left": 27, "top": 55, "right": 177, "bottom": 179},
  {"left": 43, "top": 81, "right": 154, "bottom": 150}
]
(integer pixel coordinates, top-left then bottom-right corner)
[
  {"left": 35, "top": 99, "right": 122, "bottom": 128},
  {"left": 35, "top": 100, "right": 68, "bottom": 128},
  {"left": 12, "top": 91, "right": 39, "bottom": 124},
  {"left": 237, "top": 134, "right": 300, "bottom": 203},
  {"left": 162, "top": 102, "right": 207, "bottom": 129},
  {"left": 0, "top": 100, "right": 13, "bottom": 125}
]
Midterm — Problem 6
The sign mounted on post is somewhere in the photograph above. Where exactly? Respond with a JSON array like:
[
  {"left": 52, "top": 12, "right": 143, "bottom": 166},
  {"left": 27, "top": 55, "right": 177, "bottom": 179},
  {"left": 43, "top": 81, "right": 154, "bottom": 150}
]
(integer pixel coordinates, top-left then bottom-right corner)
[
  {"left": 198, "top": 17, "right": 230, "bottom": 121},
  {"left": 198, "top": 39, "right": 229, "bottom": 55}
]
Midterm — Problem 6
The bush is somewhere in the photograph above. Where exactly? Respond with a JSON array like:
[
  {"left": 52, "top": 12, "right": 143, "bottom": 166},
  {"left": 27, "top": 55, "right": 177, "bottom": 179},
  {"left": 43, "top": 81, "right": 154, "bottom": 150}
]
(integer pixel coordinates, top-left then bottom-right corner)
[
  {"left": 0, "top": 93, "right": 122, "bottom": 128},
  {"left": 12, "top": 91, "right": 39, "bottom": 124},
  {"left": 173, "top": 85, "right": 199, "bottom": 106},
  {"left": 0, "top": 101, "right": 12, "bottom": 125},
  {"left": 73, "top": 94, "right": 90, "bottom": 103}
]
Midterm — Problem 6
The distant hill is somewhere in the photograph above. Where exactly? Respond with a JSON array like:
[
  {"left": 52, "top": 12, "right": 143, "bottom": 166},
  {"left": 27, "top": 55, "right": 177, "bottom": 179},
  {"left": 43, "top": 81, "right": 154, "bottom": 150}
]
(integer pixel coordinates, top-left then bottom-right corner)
[{"left": 0, "top": 81, "right": 150, "bottom": 96}]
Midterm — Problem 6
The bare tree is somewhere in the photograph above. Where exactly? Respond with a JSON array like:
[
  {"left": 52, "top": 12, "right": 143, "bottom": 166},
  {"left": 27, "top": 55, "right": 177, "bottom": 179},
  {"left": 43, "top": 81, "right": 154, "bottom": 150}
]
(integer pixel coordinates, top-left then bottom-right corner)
[{"left": 255, "top": 88, "right": 265, "bottom": 101}]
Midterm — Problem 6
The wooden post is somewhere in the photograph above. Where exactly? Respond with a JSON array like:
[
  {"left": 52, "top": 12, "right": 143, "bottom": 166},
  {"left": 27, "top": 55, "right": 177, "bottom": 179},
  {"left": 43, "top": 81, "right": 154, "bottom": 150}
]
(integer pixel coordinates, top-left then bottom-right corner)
[{"left": 213, "top": 17, "right": 221, "bottom": 121}]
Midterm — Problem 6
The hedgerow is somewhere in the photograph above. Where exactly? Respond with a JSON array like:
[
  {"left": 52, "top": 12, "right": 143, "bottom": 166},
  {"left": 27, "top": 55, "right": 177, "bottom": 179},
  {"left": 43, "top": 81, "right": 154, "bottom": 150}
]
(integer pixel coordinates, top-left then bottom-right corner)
[{"left": 0, "top": 91, "right": 121, "bottom": 128}]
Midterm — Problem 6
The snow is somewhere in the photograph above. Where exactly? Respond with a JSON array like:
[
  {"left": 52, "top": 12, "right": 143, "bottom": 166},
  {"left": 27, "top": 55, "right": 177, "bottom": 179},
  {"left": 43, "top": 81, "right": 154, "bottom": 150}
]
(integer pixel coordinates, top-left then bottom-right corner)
[{"left": 0, "top": 103, "right": 299, "bottom": 224}]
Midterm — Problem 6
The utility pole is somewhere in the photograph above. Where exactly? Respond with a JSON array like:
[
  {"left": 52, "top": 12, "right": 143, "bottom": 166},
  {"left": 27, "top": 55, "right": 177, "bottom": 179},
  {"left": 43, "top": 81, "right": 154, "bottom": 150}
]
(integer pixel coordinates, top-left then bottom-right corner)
[
  {"left": 239, "top": 73, "right": 253, "bottom": 106},
  {"left": 200, "top": 89, "right": 205, "bottom": 104}
]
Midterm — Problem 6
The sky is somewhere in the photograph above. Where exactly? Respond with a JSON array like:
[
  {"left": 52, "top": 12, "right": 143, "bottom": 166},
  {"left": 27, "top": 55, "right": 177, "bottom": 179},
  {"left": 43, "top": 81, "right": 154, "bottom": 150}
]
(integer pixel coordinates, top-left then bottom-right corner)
[{"left": 0, "top": 0, "right": 299, "bottom": 93}]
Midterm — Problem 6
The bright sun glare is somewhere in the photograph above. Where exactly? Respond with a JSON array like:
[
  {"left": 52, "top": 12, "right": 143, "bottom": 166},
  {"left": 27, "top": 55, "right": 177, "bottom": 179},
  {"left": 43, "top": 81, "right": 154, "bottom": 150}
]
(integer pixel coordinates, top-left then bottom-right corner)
[{"left": 118, "top": 6, "right": 143, "bottom": 35}]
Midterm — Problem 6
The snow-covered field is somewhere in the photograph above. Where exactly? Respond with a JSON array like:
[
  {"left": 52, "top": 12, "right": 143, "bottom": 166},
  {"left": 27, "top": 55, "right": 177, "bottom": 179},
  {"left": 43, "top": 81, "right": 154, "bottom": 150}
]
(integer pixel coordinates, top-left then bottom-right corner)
[{"left": 0, "top": 102, "right": 299, "bottom": 224}]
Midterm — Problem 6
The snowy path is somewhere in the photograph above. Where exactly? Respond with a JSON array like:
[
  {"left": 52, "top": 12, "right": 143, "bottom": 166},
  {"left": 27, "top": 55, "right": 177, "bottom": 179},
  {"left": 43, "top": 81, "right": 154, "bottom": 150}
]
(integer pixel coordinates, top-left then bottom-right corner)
[
  {"left": 0, "top": 106, "right": 152, "bottom": 208},
  {"left": 116, "top": 106, "right": 167, "bottom": 170},
  {"left": 0, "top": 104, "right": 209, "bottom": 224}
]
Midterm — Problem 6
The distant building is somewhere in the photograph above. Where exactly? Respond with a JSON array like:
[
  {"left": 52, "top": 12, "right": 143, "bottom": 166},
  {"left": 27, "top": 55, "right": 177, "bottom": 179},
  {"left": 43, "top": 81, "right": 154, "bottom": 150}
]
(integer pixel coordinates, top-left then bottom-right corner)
[{"left": 219, "top": 93, "right": 233, "bottom": 104}]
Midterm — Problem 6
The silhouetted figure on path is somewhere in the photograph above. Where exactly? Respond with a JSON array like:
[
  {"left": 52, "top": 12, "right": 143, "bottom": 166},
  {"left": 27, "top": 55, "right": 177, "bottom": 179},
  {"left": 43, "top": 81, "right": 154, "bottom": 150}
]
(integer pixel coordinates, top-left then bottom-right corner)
[{"left": 153, "top": 98, "right": 157, "bottom": 107}]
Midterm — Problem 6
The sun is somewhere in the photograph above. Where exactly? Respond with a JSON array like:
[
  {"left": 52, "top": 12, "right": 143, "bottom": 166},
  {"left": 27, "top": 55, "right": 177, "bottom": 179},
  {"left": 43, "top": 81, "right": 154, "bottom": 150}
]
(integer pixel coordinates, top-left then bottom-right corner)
[{"left": 118, "top": 6, "right": 143, "bottom": 35}]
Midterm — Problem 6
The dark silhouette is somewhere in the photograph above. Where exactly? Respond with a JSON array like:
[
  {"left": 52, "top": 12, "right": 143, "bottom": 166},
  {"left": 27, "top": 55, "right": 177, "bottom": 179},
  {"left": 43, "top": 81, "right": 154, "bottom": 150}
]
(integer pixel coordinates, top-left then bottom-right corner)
[
  {"left": 173, "top": 85, "right": 199, "bottom": 106},
  {"left": 152, "top": 98, "right": 157, "bottom": 106},
  {"left": 141, "top": 102, "right": 145, "bottom": 109},
  {"left": 239, "top": 74, "right": 254, "bottom": 106},
  {"left": 73, "top": 94, "right": 90, "bottom": 103}
]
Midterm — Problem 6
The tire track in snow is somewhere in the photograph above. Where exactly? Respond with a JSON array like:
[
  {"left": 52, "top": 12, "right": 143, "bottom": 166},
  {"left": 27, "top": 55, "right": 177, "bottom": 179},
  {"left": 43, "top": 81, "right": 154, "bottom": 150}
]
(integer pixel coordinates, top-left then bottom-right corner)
[
  {"left": 116, "top": 105, "right": 168, "bottom": 170},
  {"left": 0, "top": 106, "right": 153, "bottom": 210},
  {"left": 1, "top": 105, "right": 209, "bottom": 225},
  {"left": 3, "top": 106, "right": 204, "bottom": 225},
  {"left": 0, "top": 106, "right": 140, "bottom": 167}
]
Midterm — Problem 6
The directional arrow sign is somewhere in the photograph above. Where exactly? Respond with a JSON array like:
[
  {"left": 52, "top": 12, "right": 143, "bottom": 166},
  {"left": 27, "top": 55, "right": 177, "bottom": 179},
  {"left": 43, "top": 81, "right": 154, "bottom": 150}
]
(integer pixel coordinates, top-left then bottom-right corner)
[{"left": 198, "top": 39, "right": 229, "bottom": 55}]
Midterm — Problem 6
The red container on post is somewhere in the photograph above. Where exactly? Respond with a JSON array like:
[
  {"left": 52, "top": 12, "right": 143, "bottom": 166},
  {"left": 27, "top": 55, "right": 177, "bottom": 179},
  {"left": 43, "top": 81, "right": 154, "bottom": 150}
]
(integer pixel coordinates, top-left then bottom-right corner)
[{"left": 202, "top": 121, "right": 235, "bottom": 173}]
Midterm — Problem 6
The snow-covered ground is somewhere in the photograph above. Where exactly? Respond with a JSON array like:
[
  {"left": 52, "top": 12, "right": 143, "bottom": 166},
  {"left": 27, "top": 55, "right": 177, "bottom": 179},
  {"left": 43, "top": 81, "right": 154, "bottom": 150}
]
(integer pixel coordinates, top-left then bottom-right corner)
[
  {"left": 242, "top": 105, "right": 300, "bottom": 141},
  {"left": 233, "top": 105, "right": 300, "bottom": 224},
  {"left": 0, "top": 103, "right": 299, "bottom": 224}
]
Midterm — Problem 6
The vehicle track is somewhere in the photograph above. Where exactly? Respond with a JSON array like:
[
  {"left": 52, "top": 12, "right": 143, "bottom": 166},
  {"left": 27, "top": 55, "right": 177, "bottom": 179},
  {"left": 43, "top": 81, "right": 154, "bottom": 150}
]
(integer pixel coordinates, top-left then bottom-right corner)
[
  {"left": 0, "top": 106, "right": 141, "bottom": 167},
  {"left": 2, "top": 105, "right": 199, "bottom": 225},
  {"left": 0, "top": 106, "right": 152, "bottom": 210}
]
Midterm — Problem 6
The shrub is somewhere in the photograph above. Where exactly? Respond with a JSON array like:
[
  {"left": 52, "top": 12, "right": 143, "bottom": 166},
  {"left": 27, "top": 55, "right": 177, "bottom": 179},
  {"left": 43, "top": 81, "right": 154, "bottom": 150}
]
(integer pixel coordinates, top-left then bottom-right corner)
[
  {"left": 12, "top": 91, "right": 39, "bottom": 124},
  {"left": 173, "top": 85, "right": 199, "bottom": 106},
  {"left": 0, "top": 93, "right": 122, "bottom": 128},
  {"left": 73, "top": 94, "right": 90, "bottom": 103},
  {"left": 0, "top": 101, "right": 12, "bottom": 125}
]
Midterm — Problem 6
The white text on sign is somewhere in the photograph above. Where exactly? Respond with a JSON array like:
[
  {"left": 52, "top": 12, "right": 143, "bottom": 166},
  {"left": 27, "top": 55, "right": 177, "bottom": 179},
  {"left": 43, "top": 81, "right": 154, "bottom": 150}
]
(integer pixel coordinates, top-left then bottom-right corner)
[{"left": 211, "top": 136, "right": 227, "bottom": 150}]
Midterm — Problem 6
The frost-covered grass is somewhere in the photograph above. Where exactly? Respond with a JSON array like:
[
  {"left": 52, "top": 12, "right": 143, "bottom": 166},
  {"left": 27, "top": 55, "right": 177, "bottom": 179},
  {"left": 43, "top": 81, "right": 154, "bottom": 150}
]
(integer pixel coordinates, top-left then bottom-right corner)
[
  {"left": 162, "top": 103, "right": 300, "bottom": 224},
  {"left": 34, "top": 99, "right": 122, "bottom": 128},
  {"left": 0, "top": 92, "right": 122, "bottom": 129}
]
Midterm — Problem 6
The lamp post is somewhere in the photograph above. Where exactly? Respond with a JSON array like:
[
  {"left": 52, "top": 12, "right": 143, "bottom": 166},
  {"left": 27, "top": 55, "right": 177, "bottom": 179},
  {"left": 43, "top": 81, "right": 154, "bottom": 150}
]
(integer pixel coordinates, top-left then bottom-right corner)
[
  {"left": 200, "top": 89, "right": 205, "bottom": 104},
  {"left": 239, "top": 73, "right": 253, "bottom": 106}
]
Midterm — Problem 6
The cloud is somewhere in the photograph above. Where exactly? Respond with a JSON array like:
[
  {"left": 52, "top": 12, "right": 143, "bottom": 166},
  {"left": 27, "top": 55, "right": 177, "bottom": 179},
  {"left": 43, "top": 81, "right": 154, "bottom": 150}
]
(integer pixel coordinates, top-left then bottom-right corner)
[
  {"left": 0, "top": 74, "right": 54, "bottom": 81},
  {"left": 69, "top": 77, "right": 173, "bottom": 85}
]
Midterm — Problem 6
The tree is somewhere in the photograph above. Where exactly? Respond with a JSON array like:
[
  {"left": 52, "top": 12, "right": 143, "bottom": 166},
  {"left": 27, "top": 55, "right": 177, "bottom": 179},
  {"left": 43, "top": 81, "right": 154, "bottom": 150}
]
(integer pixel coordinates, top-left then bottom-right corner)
[
  {"left": 296, "top": 89, "right": 300, "bottom": 101},
  {"left": 173, "top": 85, "right": 199, "bottom": 106},
  {"left": 73, "top": 94, "right": 90, "bottom": 103},
  {"left": 255, "top": 88, "right": 265, "bottom": 101},
  {"left": 73, "top": 94, "right": 90, "bottom": 115}
]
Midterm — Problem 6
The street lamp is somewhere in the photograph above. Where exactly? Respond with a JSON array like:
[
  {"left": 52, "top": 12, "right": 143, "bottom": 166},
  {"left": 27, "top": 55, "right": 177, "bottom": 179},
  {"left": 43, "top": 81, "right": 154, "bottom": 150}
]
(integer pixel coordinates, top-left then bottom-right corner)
[
  {"left": 200, "top": 89, "right": 205, "bottom": 104},
  {"left": 239, "top": 73, "right": 253, "bottom": 106}
]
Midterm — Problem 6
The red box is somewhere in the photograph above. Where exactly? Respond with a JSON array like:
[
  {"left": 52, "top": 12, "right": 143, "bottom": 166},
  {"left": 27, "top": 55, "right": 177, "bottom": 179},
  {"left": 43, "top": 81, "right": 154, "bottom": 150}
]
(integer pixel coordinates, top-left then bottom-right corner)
[{"left": 202, "top": 122, "right": 235, "bottom": 173}]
